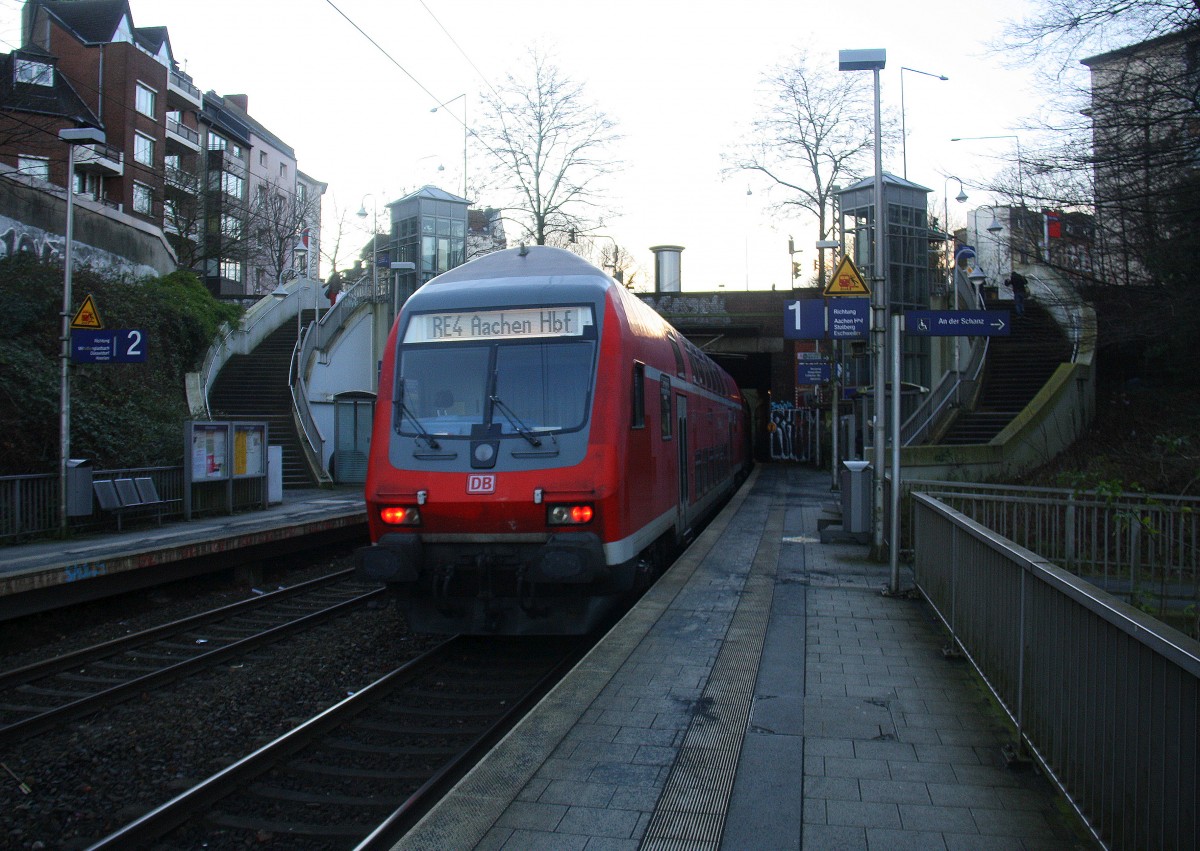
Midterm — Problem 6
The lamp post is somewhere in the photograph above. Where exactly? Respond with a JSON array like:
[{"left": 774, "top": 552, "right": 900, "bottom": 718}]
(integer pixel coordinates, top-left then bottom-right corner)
[
  {"left": 900, "top": 67, "right": 948, "bottom": 180},
  {"left": 950, "top": 134, "right": 1023, "bottom": 203},
  {"left": 430, "top": 94, "right": 468, "bottom": 198},
  {"left": 58, "top": 126, "right": 106, "bottom": 535},
  {"left": 943, "top": 176, "right": 968, "bottom": 299},
  {"left": 356, "top": 194, "right": 378, "bottom": 298},
  {"left": 944, "top": 176, "right": 968, "bottom": 404},
  {"left": 839, "top": 48, "right": 888, "bottom": 562}
]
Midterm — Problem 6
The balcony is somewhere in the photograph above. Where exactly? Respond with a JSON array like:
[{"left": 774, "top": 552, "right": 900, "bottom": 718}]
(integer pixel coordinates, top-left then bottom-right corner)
[
  {"left": 165, "top": 165, "right": 197, "bottom": 191},
  {"left": 168, "top": 69, "right": 202, "bottom": 109},
  {"left": 166, "top": 117, "right": 201, "bottom": 152},
  {"left": 74, "top": 142, "right": 123, "bottom": 176}
]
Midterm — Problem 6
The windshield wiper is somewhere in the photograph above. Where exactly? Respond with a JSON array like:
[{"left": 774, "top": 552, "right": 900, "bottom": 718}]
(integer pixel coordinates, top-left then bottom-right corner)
[
  {"left": 490, "top": 395, "right": 542, "bottom": 447},
  {"left": 393, "top": 380, "right": 440, "bottom": 448}
]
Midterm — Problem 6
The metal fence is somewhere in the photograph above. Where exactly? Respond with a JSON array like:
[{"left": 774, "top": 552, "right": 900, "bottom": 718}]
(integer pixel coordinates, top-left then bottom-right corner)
[
  {"left": 1, "top": 465, "right": 267, "bottom": 544},
  {"left": 900, "top": 480, "right": 1200, "bottom": 632},
  {"left": 913, "top": 493, "right": 1200, "bottom": 851}
]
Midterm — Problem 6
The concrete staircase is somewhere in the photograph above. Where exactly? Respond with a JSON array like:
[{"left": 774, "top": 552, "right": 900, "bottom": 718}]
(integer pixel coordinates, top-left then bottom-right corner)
[
  {"left": 939, "top": 301, "right": 1070, "bottom": 445},
  {"left": 209, "top": 312, "right": 318, "bottom": 489}
]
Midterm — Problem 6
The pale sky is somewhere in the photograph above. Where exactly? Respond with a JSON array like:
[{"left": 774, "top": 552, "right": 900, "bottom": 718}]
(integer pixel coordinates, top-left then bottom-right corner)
[{"left": 1, "top": 0, "right": 1063, "bottom": 291}]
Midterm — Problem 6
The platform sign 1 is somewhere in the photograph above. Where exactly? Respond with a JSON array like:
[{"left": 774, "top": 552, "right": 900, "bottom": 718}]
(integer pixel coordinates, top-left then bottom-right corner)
[
  {"left": 904, "top": 310, "right": 1010, "bottom": 337},
  {"left": 70, "top": 329, "right": 147, "bottom": 363},
  {"left": 784, "top": 299, "right": 826, "bottom": 340},
  {"left": 785, "top": 298, "right": 869, "bottom": 340}
]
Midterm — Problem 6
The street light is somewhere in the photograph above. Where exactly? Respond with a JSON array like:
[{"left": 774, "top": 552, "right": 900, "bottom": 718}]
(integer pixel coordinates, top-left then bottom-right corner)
[
  {"left": 356, "top": 194, "right": 379, "bottom": 298},
  {"left": 950, "top": 134, "right": 1023, "bottom": 203},
  {"left": 58, "top": 126, "right": 105, "bottom": 535},
  {"left": 430, "top": 94, "right": 468, "bottom": 198},
  {"left": 839, "top": 48, "right": 889, "bottom": 566},
  {"left": 943, "top": 176, "right": 968, "bottom": 297},
  {"left": 900, "top": 67, "right": 948, "bottom": 180}
]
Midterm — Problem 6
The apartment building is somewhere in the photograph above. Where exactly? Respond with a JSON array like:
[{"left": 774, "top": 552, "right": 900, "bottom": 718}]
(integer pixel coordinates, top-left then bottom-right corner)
[
  {"left": 0, "top": 0, "right": 322, "bottom": 298},
  {"left": 1081, "top": 26, "right": 1200, "bottom": 288}
]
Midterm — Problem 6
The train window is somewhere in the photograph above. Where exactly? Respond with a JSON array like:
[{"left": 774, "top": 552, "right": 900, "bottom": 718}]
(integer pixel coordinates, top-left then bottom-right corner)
[
  {"left": 397, "top": 346, "right": 490, "bottom": 436},
  {"left": 493, "top": 341, "right": 594, "bottom": 433},
  {"left": 660, "top": 376, "right": 672, "bottom": 439},
  {"left": 632, "top": 363, "right": 645, "bottom": 429},
  {"left": 669, "top": 337, "right": 685, "bottom": 378}
]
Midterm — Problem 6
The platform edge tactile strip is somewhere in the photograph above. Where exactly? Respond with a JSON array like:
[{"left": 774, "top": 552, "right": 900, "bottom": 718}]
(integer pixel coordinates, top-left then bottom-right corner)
[{"left": 639, "top": 493, "right": 783, "bottom": 850}]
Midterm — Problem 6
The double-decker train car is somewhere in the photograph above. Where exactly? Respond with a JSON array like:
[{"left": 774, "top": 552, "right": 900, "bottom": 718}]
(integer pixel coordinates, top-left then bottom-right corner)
[{"left": 355, "top": 246, "right": 750, "bottom": 634}]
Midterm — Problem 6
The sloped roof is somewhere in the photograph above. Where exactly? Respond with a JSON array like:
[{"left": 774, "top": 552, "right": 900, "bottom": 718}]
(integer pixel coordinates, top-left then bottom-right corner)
[
  {"left": 0, "top": 48, "right": 101, "bottom": 125},
  {"left": 37, "top": 0, "right": 132, "bottom": 45},
  {"left": 388, "top": 184, "right": 470, "bottom": 207}
]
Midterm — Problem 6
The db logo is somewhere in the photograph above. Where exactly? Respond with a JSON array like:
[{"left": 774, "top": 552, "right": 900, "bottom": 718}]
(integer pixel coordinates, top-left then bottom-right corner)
[{"left": 467, "top": 474, "right": 496, "bottom": 494}]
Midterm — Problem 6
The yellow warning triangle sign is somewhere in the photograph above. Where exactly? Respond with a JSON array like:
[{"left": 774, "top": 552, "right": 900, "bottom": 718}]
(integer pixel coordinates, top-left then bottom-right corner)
[
  {"left": 824, "top": 255, "right": 871, "bottom": 297},
  {"left": 71, "top": 294, "right": 104, "bottom": 329}
]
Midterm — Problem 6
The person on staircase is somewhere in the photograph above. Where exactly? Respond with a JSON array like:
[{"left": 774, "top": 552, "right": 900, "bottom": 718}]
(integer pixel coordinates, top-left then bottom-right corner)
[{"left": 1005, "top": 271, "right": 1028, "bottom": 317}]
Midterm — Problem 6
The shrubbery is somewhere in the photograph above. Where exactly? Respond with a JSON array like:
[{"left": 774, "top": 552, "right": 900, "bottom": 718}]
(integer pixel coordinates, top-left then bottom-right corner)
[{"left": 0, "top": 256, "right": 241, "bottom": 475}]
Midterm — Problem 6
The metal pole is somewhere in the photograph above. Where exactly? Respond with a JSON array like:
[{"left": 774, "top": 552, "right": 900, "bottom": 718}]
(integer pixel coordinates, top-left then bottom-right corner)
[
  {"left": 830, "top": 337, "right": 840, "bottom": 490},
  {"left": 889, "top": 311, "right": 902, "bottom": 593},
  {"left": 58, "top": 142, "right": 76, "bottom": 535},
  {"left": 871, "top": 65, "right": 887, "bottom": 557}
]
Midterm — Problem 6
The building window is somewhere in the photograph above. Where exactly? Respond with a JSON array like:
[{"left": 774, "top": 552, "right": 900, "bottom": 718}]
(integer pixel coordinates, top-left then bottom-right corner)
[
  {"left": 208, "top": 133, "right": 227, "bottom": 151},
  {"left": 17, "top": 155, "right": 49, "bottom": 181},
  {"left": 259, "top": 151, "right": 267, "bottom": 167},
  {"left": 220, "top": 258, "right": 243, "bottom": 282},
  {"left": 135, "top": 82, "right": 157, "bottom": 118},
  {"left": 279, "top": 162, "right": 287, "bottom": 178},
  {"left": 221, "top": 213, "right": 242, "bottom": 238},
  {"left": 133, "top": 132, "right": 155, "bottom": 166},
  {"left": 14, "top": 58, "right": 53, "bottom": 86},
  {"left": 133, "top": 182, "right": 153, "bottom": 214},
  {"left": 221, "top": 171, "right": 244, "bottom": 199}
]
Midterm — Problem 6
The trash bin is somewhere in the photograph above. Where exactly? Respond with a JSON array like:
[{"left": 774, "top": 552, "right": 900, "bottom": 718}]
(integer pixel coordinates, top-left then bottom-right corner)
[
  {"left": 840, "top": 460, "right": 871, "bottom": 534},
  {"left": 66, "top": 458, "right": 93, "bottom": 517}
]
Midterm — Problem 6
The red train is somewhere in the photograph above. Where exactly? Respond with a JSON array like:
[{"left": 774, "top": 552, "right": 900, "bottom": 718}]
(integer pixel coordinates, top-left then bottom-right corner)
[{"left": 355, "top": 246, "right": 751, "bottom": 634}]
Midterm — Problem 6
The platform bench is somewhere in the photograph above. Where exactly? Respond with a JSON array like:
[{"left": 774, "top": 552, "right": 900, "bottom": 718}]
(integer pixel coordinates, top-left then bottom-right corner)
[{"left": 93, "top": 477, "right": 170, "bottom": 530}]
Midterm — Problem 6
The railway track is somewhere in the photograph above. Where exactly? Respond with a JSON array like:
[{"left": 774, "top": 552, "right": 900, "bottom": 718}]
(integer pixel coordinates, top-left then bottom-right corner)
[
  {"left": 88, "top": 634, "right": 584, "bottom": 850},
  {"left": 0, "top": 569, "right": 384, "bottom": 745}
]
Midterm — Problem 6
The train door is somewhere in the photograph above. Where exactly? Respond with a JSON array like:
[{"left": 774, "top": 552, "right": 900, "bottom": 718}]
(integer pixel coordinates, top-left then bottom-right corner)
[{"left": 676, "top": 394, "right": 689, "bottom": 525}]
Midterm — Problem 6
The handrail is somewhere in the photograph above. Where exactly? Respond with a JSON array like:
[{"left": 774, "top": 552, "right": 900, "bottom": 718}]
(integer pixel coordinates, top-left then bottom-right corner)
[{"left": 290, "top": 323, "right": 332, "bottom": 486}]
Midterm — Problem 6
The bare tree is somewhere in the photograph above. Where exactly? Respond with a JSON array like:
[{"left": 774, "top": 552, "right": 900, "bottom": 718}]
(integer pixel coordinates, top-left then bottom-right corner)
[
  {"left": 245, "top": 177, "right": 323, "bottom": 293},
  {"left": 725, "top": 48, "right": 891, "bottom": 290},
  {"left": 474, "top": 48, "right": 621, "bottom": 246},
  {"left": 998, "top": 0, "right": 1198, "bottom": 73}
]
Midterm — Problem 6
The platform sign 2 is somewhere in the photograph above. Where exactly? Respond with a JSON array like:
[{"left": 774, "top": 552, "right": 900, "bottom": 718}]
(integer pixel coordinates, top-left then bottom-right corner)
[{"left": 70, "top": 329, "right": 147, "bottom": 363}]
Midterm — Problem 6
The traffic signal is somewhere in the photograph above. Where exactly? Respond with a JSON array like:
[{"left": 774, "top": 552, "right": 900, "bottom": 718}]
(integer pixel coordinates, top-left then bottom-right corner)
[{"left": 792, "top": 261, "right": 801, "bottom": 279}]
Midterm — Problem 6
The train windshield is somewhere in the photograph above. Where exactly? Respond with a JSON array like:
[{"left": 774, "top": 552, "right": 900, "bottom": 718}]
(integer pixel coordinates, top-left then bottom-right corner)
[{"left": 396, "top": 339, "right": 595, "bottom": 438}]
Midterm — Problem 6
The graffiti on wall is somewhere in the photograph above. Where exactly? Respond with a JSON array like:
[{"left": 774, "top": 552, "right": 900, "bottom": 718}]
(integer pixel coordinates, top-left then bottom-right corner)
[
  {"left": 769, "top": 401, "right": 820, "bottom": 463},
  {"left": 0, "top": 214, "right": 161, "bottom": 280}
]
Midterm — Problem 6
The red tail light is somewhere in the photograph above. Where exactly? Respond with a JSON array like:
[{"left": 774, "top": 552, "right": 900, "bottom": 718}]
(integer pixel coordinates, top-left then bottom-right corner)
[
  {"left": 380, "top": 505, "right": 421, "bottom": 526},
  {"left": 548, "top": 503, "right": 594, "bottom": 525}
]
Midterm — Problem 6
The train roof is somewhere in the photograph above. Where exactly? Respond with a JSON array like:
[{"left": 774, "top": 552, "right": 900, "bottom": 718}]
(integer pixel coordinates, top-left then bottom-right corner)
[{"left": 426, "top": 246, "right": 610, "bottom": 287}]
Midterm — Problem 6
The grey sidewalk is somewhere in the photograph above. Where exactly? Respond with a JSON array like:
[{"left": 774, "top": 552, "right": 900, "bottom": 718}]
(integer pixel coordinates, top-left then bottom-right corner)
[{"left": 399, "top": 465, "right": 1093, "bottom": 850}]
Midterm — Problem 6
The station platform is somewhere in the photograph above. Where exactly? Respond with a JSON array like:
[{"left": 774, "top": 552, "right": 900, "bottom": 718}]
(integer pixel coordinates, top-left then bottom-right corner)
[
  {"left": 0, "top": 488, "right": 367, "bottom": 620},
  {"left": 399, "top": 464, "right": 1092, "bottom": 850}
]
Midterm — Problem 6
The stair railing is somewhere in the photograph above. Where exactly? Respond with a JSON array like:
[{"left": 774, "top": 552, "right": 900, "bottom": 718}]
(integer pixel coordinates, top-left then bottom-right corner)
[
  {"left": 287, "top": 273, "right": 369, "bottom": 486},
  {"left": 289, "top": 323, "right": 332, "bottom": 486}
]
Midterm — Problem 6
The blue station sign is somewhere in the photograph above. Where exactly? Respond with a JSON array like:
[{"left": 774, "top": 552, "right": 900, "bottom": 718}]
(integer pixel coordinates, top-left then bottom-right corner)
[
  {"left": 904, "top": 310, "right": 1010, "bottom": 337},
  {"left": 71, "top": 329, "right": 148, "bottom": 363},
  {"left": 797, "top": 361, "right": 831, "bottom": 384},
  {"left": 785, "top": 298, "right": 870, "bottom": 340}
]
